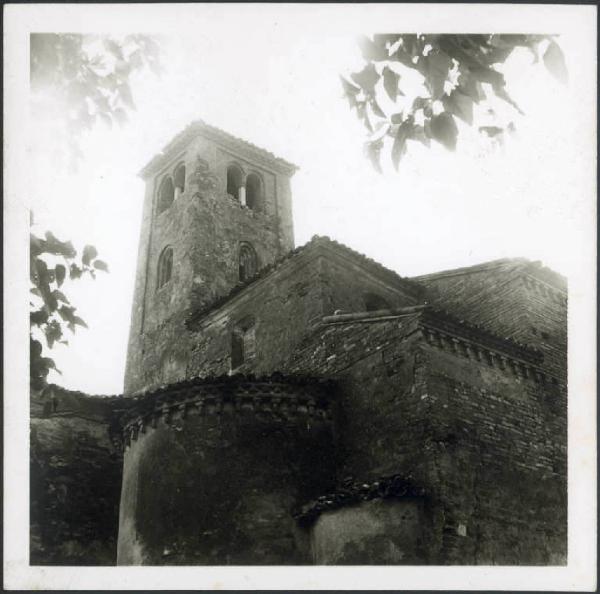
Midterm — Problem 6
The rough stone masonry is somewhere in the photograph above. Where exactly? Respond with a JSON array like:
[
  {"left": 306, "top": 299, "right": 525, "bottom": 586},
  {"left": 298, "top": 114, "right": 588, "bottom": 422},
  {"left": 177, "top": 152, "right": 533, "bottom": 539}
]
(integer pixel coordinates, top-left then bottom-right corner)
[{"left": 31, "top": 120, "right": 567, "bottom": 565}]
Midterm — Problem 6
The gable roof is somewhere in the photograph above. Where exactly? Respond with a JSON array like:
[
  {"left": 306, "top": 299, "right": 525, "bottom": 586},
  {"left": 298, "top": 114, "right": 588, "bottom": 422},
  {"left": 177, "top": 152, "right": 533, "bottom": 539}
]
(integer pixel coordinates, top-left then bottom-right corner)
[
  {"left": 139, "top": 120, "right": 298, "bottom": 179},
  {"left": 412, "top": 257, "right": 566, "bottom": 292},
  {"left": 186, "top": 235, "right": 425, "bottom": 328}
]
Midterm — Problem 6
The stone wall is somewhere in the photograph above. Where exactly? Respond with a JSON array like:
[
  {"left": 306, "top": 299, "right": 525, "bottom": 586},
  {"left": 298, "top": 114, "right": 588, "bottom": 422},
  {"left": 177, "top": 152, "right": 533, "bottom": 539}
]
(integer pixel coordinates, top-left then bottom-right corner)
[
  {"left": 117, "top": 376, "right": 336, "bottom": 565},
  {"left": 30, "top": 387, "right": 126, "bottom": 565}
]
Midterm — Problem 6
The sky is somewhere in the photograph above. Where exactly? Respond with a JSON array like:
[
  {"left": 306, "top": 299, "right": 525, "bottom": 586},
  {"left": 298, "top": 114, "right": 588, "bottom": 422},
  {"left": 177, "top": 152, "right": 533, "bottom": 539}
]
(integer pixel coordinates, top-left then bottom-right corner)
[{"left": 21, "top": 6, "right": 596, "bottom": 395}]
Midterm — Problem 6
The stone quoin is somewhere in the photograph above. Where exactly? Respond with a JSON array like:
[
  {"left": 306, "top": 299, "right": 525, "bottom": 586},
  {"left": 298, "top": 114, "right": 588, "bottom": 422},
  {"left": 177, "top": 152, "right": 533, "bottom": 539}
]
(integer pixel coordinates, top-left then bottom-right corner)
[{"left": 31, "top": 121, "right": 567, "bottom": 565}]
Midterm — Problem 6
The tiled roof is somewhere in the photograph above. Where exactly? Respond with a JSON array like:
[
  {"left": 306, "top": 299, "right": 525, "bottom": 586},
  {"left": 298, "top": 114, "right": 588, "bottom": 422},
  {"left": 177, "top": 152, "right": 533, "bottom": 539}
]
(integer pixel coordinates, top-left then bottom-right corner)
[
  {"left": 412, "top": 257, "right": 566, "bottom": 291},
  {"left": 295, "top": 473, "right": 426, "bottom": 525},
  {"left": 186, "top": 235, "right": 425, "bottom": 328},
  {"left": 139, "top": 120, "right": 298, "bottom": 178},
  {"left": 123, "top": 372, "right": 335, "bottom": 410},
  {"left": 412, "top": 257, "right": 527, "bottom": 282}
]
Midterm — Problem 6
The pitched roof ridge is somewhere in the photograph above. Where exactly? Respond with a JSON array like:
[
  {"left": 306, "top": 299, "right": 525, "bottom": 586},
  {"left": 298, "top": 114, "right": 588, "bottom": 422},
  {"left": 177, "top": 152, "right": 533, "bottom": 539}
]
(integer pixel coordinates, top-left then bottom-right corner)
[
  {"left": 308, "top": 235, "right": 425, "bottom": 294},
  {"left": 411, "top": 257, "right": 530, "bottom": 282},
  {"left": 185, "top": 235, "right": 424, "bottom": 328}
]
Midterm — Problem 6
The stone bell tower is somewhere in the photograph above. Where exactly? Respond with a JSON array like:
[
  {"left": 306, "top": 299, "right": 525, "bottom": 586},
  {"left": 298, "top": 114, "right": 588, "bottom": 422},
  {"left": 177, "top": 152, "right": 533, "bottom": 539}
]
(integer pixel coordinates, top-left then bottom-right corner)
[{"left": 124, "top": 121, "right": 298, "bottom": 395}]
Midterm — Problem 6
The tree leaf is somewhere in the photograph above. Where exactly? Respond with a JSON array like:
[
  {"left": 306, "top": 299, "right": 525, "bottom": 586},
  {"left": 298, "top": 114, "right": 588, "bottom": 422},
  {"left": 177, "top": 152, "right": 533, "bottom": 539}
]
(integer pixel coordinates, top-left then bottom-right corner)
[
  {"left": 93, "top": 259, "right": 109, "bottom": 272},
  {"left": 442, "top": 90, "right": 474, "bottom": 125},
  {"left": 364, "top": 140, "right": 383, "bottom": 173},
  {"left": 351, "top": 64, "right": 380, "bottom": 96},
  {"left": 119, "top": 82, "right": 135, "bottom": 109},
  {"left": 492, "top": 82, "right": 524, "bottom": 115},
  {"left": 82, "top": 244, "right": 98, "bottom": 266},
  {"left": 479, "top": 126, "right": 504, "bottom": 138},
  {"left": 73, "top": 316, "right": 88, "bottom": 328},
  {"left": 340, "top": 77, "right": 360, "bottom": 110},
  {"left": 543, "top": 40, "right": 568, "bottom": 84},
  {"left": 55, "top": 264, "right": 66, "bottom": 287},
  {"left": 53, "top": 290, "right": 70, "bottom": 304},
  {"left": 30, "top": 308, "right": 49, "bottom": 326},
  {"left": 357, "top": 36, "right": 388, "bottom": 61},
  {"left": 409, "top": 124, "right": 431, "bottom": 147},
  {"left": 391, "top": 121, "right": 411, "bottom": 169},
  {"left": 382, "top": 66, "right": 400, "bottom": 101},
  {"left": 43, "top": 232, "right": 76, "bottom": 258},
  {"left": 70, "top": 263, "right": 82, "bottom": 279},
  {"left": 370, "top": 98, "right": 385, "bottom": 118},
  {"left": 430, "top": 112, "right": 458, "bottom": 150},
  {"left": 424, "top": 51, "right": 453, "bottom": 99}
]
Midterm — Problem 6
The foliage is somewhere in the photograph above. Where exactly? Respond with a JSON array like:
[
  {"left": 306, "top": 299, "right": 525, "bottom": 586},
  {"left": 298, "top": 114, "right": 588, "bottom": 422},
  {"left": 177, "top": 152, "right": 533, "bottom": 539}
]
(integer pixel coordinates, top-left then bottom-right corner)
[
  {"left": 30, "top": 230, "right": 108, "bottom": 390},
  {"left": 30, "top": 33, "right": 162, "bottom": 166},
  {"left": 341, "top": 34, "right": 568, "bottom": 170},
  {"left": 29, "top": 34, "right": 162, "bottom": 390}
]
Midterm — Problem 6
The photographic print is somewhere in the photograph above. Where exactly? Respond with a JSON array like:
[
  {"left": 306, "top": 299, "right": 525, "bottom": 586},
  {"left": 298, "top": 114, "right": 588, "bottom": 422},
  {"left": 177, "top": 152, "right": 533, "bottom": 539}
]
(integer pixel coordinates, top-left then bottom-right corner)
[{"left": 4, "top": 3, "right": 596, "bottom": 590}]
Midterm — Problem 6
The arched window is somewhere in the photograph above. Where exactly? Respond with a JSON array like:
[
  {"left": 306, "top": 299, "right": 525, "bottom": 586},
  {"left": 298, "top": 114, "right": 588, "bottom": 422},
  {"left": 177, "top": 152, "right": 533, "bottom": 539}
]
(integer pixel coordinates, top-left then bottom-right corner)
[
  {"left": 157, "top": 176, "right": 175, "bottom": 214},
  {"left": 364, "top": 293, "right": 390, "bottom": 312},
  {"left": 157, "top": 246, "right": 173, "bottom": 289},
  {"left": 226, "top": 164, "right": 244, "bottom": 201},
  {"left": 231, "top": 316, "right": 256, "bottom": 370},
  {"left": 239, "top": 243, "right": 258, "bottom": 282},
  {"left": 245, "top": 173, "right": 262, "bottom": 211},
  {"left": 173, "top": 163, "right": 186, "bottom": 195}
]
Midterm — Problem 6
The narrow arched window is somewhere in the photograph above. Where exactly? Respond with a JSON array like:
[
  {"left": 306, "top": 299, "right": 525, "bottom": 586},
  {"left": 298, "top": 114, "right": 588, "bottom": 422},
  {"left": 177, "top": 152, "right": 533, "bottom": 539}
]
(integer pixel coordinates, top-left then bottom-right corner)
[
  {"left": 364, "top": 293, "right": 390, "bottom": 312},
  {"left": 174, "top": 163, "right": 186, "bottom": 195},
  {"left": 157, "top": 246, "right": 173, "bottom": 289},
  {"left": 239, "top": 243, "right": 258, "bottom": 282},
  {"left": 157, "top": 176, "right": 175, "bottom": 214},
  {"left": 231, "top": 316, "right": 256, "bottom": 370},
  {"left": 245, "top": 173, "right": 262, "bottom": 211},
  {"left": 226, "top": 164, "right": 244, "bottom": 201}
]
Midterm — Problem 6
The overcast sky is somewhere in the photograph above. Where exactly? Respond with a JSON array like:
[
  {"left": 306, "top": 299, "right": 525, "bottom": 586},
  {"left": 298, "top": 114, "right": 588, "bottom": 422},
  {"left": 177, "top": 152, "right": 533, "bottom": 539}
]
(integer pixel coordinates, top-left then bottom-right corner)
[{"left": 21, "top": 6, "right": 596, "bottom": 395}]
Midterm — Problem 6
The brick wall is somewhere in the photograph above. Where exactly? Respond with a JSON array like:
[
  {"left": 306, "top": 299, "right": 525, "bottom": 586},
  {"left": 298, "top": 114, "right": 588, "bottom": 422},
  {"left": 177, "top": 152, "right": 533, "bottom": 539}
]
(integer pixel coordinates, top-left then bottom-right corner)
[
  {"left": 186, "top": 249, "right": 420, "bottom": 380},
  {"left": 280, "top": 311, "right": 566, "bottom": 564}
]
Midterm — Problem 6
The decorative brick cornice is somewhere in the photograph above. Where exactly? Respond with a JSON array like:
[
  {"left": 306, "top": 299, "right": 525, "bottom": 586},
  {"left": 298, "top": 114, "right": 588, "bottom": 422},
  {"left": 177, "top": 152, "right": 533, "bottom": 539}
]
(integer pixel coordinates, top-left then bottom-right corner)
[
  {"left": 419, "top": 314, "right": 559, "bottom": 386},
  {"left": 320, "top": 305, "right": 548, "bottom": 381},
  {"left": 295, "top": 474, "right": 426, "bottom": 525},
  {"left": 421, "top": 308, "right": 543, "bottom": 363},
  {"left": 120, "top": 373, "right": 335, "bottom": 448}
]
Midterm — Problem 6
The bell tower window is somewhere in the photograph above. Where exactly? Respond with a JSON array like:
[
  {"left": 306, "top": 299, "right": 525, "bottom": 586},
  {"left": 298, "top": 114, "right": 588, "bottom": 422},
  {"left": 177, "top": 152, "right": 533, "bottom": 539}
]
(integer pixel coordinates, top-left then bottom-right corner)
[
  {"left": 245, "top": 173, "right": 262, "bottom": 211},
  {"left": 157, "top": 246, "right": 174, "bottom": 289},
  {"left": 173, "top": 163, "right": 186, "bottom": 199},
  {"left": 227, "top": 164, "right": 244, "bottom": 202},
  {"left": 157, "top": 176, "right": 175, "bottom": 214},
  {"left": 231, "top": 316, "right": 256, "bottom": 370},
  {"left": 239, "top": 243, "right": 258, "bottom": 282}
]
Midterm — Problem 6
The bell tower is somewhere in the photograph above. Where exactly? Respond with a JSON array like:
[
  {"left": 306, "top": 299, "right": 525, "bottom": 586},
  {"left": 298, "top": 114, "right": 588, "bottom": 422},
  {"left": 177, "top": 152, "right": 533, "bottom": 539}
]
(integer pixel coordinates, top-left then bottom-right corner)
[{"left": 124, "top": 121, "right": 297, "bottom": 395}]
